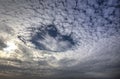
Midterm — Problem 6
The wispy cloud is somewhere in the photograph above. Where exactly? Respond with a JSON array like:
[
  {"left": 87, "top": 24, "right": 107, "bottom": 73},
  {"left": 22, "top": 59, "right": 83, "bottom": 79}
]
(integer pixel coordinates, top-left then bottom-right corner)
[{"left": 0, "top": 0, "right": 120, "bottom": 79}]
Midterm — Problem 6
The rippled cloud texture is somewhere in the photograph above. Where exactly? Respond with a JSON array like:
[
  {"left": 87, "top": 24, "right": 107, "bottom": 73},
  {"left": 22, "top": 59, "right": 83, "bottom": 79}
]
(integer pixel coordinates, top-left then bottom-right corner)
[{"left": 0, "top": 0, "right": 120, "bottom": 79}]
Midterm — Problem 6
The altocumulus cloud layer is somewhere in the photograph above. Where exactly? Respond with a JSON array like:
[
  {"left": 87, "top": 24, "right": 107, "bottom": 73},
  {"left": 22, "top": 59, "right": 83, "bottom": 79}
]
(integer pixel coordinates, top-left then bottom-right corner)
[{"left": 0, "top": 0, "right": 120, "bottom": 79}]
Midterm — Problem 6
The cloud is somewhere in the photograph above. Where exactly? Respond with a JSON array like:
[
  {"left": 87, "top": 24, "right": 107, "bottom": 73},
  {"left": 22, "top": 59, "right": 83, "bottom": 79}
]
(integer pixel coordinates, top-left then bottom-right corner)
[
  {"left": 0, "top": 0, "right": 120, "bottom": 79},
  {"left": 0, "top": 39, "right": 7, "bottom": 50}
]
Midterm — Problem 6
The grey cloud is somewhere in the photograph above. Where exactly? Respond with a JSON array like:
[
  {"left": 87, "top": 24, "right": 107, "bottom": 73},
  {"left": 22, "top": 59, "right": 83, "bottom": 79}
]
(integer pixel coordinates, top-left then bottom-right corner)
[
  {"left": 0, "top": 0, "right": 120, "bottom": 79},
  {"left": 0, "top": 38, "right": 7, "bottom": 50},
  {"left": 0, "top": 23, "right": 14, "bottom": 34}
]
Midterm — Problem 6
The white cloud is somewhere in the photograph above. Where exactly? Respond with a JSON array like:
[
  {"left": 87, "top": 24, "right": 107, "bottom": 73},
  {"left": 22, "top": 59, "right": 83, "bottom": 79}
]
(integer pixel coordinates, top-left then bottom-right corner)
[{"left": 0, "top": 0, "right": 120, "bottom": 79}]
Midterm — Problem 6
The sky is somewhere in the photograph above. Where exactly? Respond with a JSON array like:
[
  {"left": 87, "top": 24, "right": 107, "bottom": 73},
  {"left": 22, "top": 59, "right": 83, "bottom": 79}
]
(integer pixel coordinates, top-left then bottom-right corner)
[{"left": 0, "top": 0, "right": 120, "bottom": 79}]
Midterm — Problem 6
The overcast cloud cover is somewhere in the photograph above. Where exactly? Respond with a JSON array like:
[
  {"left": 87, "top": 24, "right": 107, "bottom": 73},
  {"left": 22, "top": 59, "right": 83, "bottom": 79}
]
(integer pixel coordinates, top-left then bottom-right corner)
[{"left": 0, "top": 0, "right": 120, "bottom": 79}]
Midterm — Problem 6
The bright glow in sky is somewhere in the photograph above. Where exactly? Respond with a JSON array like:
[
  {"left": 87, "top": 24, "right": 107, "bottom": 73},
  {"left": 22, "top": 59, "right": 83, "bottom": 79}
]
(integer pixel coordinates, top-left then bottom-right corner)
[{"left": 3, "top": 41, "right": 17, "bottom": 53}]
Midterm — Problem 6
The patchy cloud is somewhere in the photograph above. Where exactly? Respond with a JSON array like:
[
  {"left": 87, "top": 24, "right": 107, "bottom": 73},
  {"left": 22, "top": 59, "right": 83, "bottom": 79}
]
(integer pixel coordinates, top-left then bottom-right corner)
[{"left": 0, "top": 0, "right": 120, "bottom": 79}]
